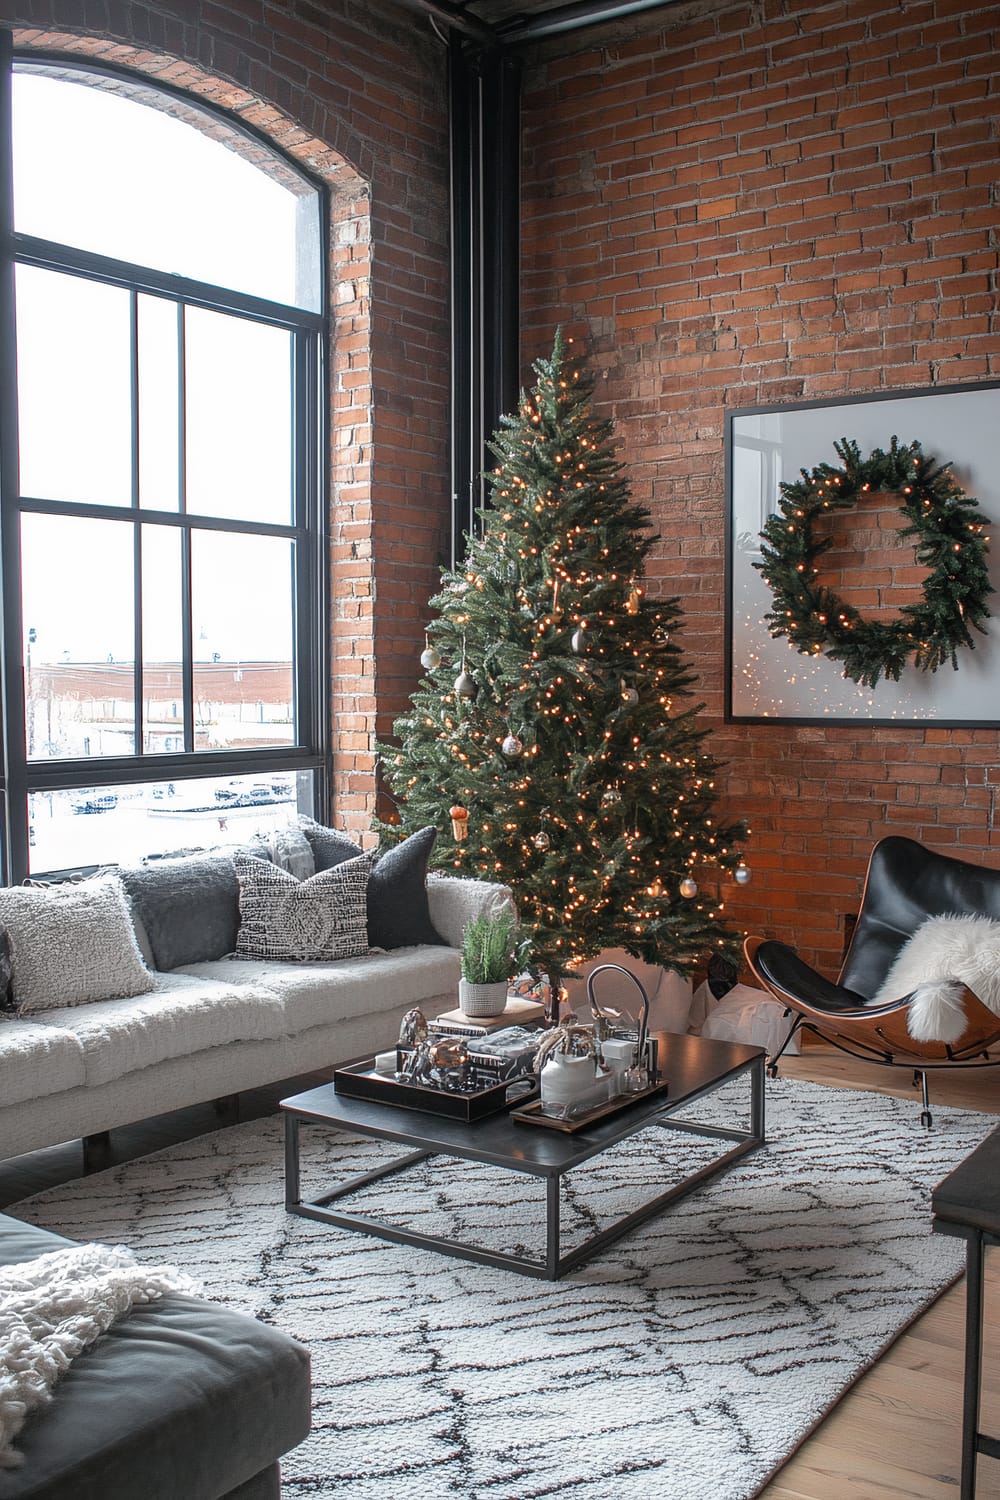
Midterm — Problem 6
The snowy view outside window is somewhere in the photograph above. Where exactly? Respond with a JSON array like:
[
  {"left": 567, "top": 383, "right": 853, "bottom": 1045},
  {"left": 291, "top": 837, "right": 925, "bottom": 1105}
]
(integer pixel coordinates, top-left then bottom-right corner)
[{"left": 7, "top": 64, "right": 323, "bottom": 874}]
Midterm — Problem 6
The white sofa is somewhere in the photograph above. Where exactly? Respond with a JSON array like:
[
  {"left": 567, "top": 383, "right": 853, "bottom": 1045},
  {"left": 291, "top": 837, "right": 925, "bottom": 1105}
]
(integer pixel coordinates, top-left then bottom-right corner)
[{"left": 0, "top": 854, "right": 512, "bottom": 1162}]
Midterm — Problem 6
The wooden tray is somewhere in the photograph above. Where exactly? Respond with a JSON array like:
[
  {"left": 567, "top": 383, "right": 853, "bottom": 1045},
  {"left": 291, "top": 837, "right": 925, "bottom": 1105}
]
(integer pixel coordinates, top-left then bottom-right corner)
[{"left": 510, "top": 1078, "right": 669, "bottom": 1132}]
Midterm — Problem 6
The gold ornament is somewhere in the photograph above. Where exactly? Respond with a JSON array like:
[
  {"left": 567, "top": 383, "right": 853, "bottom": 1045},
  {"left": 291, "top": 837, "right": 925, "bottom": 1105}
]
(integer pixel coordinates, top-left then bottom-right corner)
[
  {"left": 679, "top": 877, "right": 698, "bottom": 899},
  {"left": 449, "top": 805, "right": 469, "bottom": 841}
]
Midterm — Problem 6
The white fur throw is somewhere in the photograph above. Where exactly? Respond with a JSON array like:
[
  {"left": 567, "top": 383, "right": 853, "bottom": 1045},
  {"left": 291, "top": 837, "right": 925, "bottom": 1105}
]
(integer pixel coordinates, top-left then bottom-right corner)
[
  {"left": 869, "top": 914, "right": 1000, "bottom": 1044},
  {"left": 0, "top": 1242, "right": 199, "bottom": 1468}
]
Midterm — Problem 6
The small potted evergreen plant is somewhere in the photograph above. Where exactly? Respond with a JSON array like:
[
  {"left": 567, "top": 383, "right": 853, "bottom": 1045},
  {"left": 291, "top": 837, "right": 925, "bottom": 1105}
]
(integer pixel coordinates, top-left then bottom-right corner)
[{"left": 459, "top": 909, "right": 524, "bottom": 1018}]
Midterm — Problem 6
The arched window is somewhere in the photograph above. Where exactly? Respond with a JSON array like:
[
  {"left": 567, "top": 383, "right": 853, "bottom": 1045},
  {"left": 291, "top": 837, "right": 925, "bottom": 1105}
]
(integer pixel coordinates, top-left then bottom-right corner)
[{"left": 0, "top": 42, "right": 326, "bottom": 877}]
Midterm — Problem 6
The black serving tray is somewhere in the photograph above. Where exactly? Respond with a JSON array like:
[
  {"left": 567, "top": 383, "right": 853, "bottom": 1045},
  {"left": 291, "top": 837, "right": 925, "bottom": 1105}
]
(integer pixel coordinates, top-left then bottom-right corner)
[{"left": 332, "top": 1059, "right": 538, "bottom": 1121}]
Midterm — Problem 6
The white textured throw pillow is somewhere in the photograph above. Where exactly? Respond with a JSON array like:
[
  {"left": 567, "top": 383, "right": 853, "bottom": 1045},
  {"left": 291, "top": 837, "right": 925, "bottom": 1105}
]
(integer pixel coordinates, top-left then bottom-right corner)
[
  {"left": 870, "top": 913, "right": 1000, "bottom": 1044},
  {"left": 0, "top": 877, "right": 155, "bottom": 1016},
  {"left": 234, "top": 850, "right": 375, "bottom": 961}
]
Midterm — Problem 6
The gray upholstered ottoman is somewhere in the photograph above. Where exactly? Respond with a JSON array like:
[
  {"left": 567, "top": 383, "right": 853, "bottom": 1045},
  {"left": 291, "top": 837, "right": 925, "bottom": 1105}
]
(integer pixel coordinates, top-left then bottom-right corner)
[{"left": 0, "top": 1213, "right": 310, "bottom": 1500}]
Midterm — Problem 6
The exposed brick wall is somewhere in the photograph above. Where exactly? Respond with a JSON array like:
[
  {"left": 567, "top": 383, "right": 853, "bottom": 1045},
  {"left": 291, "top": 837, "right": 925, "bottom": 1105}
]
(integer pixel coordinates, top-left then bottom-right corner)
[
  {"left": 10, "top": 0, "right": 452, "bottom": 842},
  {"left": 520, "top": 0, "right": 1000, "bottom": 976}
]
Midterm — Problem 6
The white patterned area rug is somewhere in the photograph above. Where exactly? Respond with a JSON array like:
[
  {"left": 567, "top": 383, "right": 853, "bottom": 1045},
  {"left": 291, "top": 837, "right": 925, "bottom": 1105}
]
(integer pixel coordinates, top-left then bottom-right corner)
[{"left": 12, "top": 1077, "right": 996, "bottom": 1500}]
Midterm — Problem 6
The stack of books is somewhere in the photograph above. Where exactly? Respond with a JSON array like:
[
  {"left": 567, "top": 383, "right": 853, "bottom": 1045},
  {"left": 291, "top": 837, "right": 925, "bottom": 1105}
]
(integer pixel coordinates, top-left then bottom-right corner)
[{"left": 429, "top": 993, "right": 546, "bottom": 1036}]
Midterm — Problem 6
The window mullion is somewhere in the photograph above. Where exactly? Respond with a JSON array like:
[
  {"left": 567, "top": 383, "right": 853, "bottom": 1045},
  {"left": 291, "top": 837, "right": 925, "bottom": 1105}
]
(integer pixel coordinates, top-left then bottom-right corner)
[
  {"left": 179, "top": 302, "right": 194, "bottom": 754},
  {"left": 0, "top": 29, "right": 25, "bottom": 881},
  {"left": 130, "top": 290, "right": 142, "bottom": 756}
]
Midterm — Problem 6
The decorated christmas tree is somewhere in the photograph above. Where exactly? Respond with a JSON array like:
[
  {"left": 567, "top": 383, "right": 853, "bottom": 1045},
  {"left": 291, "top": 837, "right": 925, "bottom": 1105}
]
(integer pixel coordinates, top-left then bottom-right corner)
[{"left": 378, "top": 331, "right": 748, "bottom": 985}]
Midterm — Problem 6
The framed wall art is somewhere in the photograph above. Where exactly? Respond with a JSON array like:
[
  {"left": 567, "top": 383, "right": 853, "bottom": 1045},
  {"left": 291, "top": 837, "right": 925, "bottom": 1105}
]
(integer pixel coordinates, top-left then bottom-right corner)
[{"left": 725, "top": 380, "right": 1000, "bottom": 725}]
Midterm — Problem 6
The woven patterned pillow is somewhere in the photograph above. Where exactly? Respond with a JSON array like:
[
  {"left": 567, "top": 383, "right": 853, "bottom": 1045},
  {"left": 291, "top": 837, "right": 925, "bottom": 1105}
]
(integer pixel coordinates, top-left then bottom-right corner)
[{"left": 233, "top": 850, "right": 375, "bottom": 962}]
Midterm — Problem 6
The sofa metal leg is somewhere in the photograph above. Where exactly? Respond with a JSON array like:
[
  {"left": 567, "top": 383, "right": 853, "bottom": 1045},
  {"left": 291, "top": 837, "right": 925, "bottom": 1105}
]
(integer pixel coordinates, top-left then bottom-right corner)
[{"left": 83, "top": 1131, "right": 112, "bottom": 1173}]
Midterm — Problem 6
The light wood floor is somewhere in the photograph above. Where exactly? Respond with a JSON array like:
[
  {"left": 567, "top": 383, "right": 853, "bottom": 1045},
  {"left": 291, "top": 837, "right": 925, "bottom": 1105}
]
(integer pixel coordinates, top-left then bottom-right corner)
[
  {"left": 761, "top": 1044, "right": 1000, "bottom": 1500},
  {"left": 1, "top": 1048, "right": 997, "bottom": 1497}
]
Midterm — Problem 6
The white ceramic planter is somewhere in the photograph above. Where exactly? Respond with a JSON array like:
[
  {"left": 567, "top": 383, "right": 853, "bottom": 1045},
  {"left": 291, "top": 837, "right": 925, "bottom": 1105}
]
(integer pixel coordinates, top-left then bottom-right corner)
[{"left": 458, "top": 978, "right": 508, "bottom": 1018}]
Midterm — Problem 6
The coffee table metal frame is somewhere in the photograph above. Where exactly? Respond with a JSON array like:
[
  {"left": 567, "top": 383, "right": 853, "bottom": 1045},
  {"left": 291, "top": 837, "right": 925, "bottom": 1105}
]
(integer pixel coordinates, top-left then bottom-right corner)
[{"left": 282, "top": 1034, "right": 765, "bottom": 1281}]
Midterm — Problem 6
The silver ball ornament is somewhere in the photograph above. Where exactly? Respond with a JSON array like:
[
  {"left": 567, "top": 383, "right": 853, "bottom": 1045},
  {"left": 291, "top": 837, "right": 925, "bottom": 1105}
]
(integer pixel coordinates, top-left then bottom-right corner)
[
  {"left": 600, "top": 787, "right": 621, "bottom": 808},
  {"left": 501, "top": 733, "right": 523, "bottom": 758},
  {"left": 454, "top": 668, "right": 476, "bottom": 698},
  {"left": 571, "top": 628, "right": 586, "bottom": 654},
  {"left": 679, "top": 877, "right": 698, "bottom": 899},
  {"left": 532, "top": 830, "right": 551, "bottom": 851},
  {"left": 420, "top": 645, "right": 441, "bottom": 670},
  {"left": 620, "top": 686, "right": 639, "bottom": 707},
  {"left": 734, "top": 862, "right": 752, "bottom": 885}
]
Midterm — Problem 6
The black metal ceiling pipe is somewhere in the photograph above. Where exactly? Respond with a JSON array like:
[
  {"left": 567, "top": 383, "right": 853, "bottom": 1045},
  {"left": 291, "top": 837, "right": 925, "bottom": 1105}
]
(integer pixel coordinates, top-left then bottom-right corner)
[
  {"left": 448, "top": 32, "right": 476, "bottom": 564},
  {"left": 406, "top": 0, "right": 498, "bottom": 44},
  {"left": 448, "top": 37, "right": 522, "bottom": 560},
  {"left": 479, "top": 49, "right": 521, "bottom": 508},
  {"left": 497, "top": 0, "right": 676, "bottom": 43}
]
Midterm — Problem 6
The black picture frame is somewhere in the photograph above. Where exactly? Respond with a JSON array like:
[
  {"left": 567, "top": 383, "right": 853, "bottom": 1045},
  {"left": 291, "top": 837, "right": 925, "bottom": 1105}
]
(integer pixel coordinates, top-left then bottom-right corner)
[{"left": 725, "top": 379, "right": 1000, "bottom": 726}]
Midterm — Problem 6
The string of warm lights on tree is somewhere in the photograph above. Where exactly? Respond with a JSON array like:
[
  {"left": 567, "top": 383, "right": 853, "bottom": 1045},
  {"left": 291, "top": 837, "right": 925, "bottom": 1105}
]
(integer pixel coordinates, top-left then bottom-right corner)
[{"left": 376, "top": 330, "right": 749, "bottom": 985}]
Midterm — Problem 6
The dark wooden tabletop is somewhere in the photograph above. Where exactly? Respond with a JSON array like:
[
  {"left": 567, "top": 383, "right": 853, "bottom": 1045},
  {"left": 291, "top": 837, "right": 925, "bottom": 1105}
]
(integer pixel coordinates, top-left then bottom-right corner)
[{"left": 281, "top": 1031, "right": 763, "bottom": 1178}]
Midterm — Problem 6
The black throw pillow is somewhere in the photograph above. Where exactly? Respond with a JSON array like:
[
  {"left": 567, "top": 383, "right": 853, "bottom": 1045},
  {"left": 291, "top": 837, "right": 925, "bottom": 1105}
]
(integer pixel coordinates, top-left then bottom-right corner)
[
  {"left": 367, "top": 826, "right": 445, "bottom": 950},
  {"left": 299, "top": 817, "right": 364, "bottom": 872}
]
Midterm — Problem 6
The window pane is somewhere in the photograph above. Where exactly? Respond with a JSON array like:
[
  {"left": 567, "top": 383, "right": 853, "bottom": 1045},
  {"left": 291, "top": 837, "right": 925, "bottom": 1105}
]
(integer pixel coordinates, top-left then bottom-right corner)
[
  {"left": 185, "top": 309, "right": 293, "bottom": 523},
  {"left": 138, "top": 295, "right": 180, "bottom": 511},
  {"left": 12, "top": 70, "right": 320, "bottom": 311},
  {"left": 16, "top": 266, "right": 131, "bottom": 506},
  {"left": 141, "top": 526, "right": 184, "bottom": 754},
  {"left": 27, "top": 769, "right": 314, "bottom": 876},
  {"left": 22, "top": 514, "right": 136, "bottom": 759},
  {"left": 191, "top": 531, "right": 295, "bottom": 749}
]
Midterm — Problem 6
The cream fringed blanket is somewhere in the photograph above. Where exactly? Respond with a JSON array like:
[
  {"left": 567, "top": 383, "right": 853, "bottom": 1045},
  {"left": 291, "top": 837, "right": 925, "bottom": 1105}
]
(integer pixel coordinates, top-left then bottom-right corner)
[{"left": 0, "top": 1242, "right": 200, "bottom": 1468}]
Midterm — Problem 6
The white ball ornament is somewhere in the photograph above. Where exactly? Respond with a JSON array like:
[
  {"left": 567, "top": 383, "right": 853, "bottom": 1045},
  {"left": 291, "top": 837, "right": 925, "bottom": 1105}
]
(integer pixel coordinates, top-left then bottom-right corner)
[
  {"left": 679, "top": 877, "right": 698, "bottom": 899},
  {"left": 420, "top": 644, "right": 441, "bottom": 671},
  {"left": 734, "top": 862, "right": 752, "bottom": 885},
  {"left": 501, "top": 734, "right": 523, "bottom": 758},
  {"left": 571, "top": 628, "right": 586, "bottom": 654}
]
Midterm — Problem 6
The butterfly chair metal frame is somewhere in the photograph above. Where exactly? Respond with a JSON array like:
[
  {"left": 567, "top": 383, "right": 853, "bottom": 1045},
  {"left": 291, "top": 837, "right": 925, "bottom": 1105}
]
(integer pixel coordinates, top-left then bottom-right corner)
[{"left": 744, "top": 835, "right": 1000, "bottom": 1127}]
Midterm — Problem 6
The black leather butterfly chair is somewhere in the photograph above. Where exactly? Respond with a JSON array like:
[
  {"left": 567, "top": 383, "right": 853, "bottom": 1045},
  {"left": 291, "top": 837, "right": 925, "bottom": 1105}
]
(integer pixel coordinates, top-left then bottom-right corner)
[{"left": 745, "top": 835, "right": 1000, "bottom": 1126}]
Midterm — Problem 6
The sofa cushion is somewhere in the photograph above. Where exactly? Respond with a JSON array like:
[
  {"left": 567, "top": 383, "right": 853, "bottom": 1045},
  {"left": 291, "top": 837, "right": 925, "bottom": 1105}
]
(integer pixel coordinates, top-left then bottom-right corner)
[
  {"left": 425, "top": 872, "right": 516, "bottom": 950},
  {"left": 0, "top": 878, "right": 154, "bottom": 1016},
  {"left": 0, "top": 1212, "right": 311, "bottom": 1500},
  {"left": 0, "top": 1017, "right": 86, "bottom": 1106},
  {"left": 367, "top": 827, "right": 445, "bottom": 950},
  {"left": 28, "top": 972, "right": 289, "bottom": 1088},
  {"left": 120, "top": 854, "right": 242, "bottom": 971},
  {"left": 177, "top": 946, "right": 461, "bottom": 1034},
  {"left": 233, "top": 851, "right": 374, "bottom": 962}
]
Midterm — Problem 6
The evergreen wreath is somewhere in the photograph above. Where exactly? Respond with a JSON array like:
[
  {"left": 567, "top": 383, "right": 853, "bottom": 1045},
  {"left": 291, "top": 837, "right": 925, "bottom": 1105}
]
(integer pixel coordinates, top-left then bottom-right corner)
[{"left": 754, "top": 436, "right": 993, "bottom": 689}]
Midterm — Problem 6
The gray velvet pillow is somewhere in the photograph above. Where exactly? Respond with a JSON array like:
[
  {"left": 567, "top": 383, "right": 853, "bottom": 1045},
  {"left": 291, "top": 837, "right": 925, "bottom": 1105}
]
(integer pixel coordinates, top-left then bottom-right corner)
[
  {"left": 368, "top": 827, "right": 445, "bottom": 950},
  {"left": 0, "top": 926, "right": 14, "bottom": 1014},
  {"left": 120, "top": 854, "right": 241, "bottom": 971},
  {"left": 298, "top": 817, "right": 363, "bottom": 872}
]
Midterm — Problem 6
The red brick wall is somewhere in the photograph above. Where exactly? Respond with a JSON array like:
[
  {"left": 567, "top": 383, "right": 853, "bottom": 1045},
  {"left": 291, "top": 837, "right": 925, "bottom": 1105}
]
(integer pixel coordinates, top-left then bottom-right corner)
[
  {"left": 520, "top": 0, "right": 1000, "bottom": 976},
  {"left": 10, "top": 0, "right": 453, "bottom": 842}
]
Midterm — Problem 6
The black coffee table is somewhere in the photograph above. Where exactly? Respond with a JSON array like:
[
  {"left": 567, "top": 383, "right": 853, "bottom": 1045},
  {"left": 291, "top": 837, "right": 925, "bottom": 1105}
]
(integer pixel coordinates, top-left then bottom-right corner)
[{"left": 281, "top": 1032, "right": 764, "bottom": 1280}]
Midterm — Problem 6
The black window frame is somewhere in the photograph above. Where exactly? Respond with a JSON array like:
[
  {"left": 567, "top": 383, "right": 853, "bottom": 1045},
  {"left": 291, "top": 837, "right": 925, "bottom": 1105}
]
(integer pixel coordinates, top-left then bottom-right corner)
[{"left": 0, "top": 36, "right": 329, "bottom": 882}]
